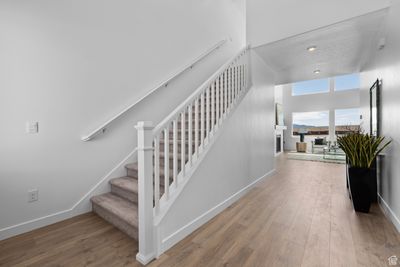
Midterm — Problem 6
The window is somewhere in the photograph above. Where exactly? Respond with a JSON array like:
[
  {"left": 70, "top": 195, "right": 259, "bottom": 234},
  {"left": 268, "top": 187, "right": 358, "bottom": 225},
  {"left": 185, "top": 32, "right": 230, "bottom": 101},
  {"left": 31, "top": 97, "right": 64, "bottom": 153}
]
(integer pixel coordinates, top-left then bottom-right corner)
[
  {"left": 335, "top": 108, "right": 360, "bottom": 135},
  {"left": 334, "top": 73, "right": 360, "bottom": 91},
  {"left": 292, "top": 111, "right": 329, "bottom": 136},
  {"left": 292, "top": 78, "right": 329, "bottom": 96}
]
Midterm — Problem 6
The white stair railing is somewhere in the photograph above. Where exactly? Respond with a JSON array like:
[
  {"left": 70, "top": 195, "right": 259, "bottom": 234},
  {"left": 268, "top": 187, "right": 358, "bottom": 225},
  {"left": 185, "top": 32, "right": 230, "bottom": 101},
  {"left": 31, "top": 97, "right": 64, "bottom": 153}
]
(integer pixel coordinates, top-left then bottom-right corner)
[{"left": 135, "top": 46, "right": 250, "bottom": 264}]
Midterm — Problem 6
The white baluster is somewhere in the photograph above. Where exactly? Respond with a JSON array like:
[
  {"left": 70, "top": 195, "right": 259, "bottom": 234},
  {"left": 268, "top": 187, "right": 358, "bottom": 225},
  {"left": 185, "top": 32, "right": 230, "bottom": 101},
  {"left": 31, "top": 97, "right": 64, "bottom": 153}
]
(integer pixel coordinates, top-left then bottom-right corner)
[
  {"left": 242, "top": 64, "right": 246, "bottom": 90},
  {"left": 244, "top": 64, "right": 246, "bottom": 89},
  {"left": 206, "top": 87, "right": 210, "bottom": 141},
  {"left": 228, "top": 68, "right": 231, "bottom": 110},
  {"left": 173, "top": 119, "right": 178, "bottom": 187},
  {"left": 245, "top": 63, "right": 248, "bottom": 89},
  {"left": 233, "top": 65, "right": 236, "bottom": 101},
  {"left": 243, "top": 64, "right": 245, "bottom": 90},
  {"left": 236, "top": 65, "right": 240, "bottom": 97},
  {"left": 163, "top": 126, "right": 170, "bottom": 200},
  {"left": 239, "top": 65, "right": 241, "bottom": 94},
  {"left": 238, "top": 64, "right": 241, "bottom": 94},
  {"left": 181, "top": 111, "right": 186, "bottom": 176},
  {"left": 237, "top": 64, "right": 240, "bottom": 94},
  {"left": 201, "top": 92, "right": 205, "bottom": 149},
  {"left": 232, "top": 66, "right": 235, "bottom": 104},
  {"left": 233, "top": 66, "right": 236, "bottom": 103},
  {"left": 135, "top": 121, "right": 155, "bottom": 263},
  {"left": 224, "top": 70, "right": 228, "bottom": 114},
  {"left": 236, "top": 65, "right": 238, "bottom": 100},
  {"left": 239, "top": 65, "right": 242, "bottom": 93},
  {"left": 154, "top": 136, "right": 160, "bottom": 214},
  {"left": 242, "top": 64, "right": 245, "bottom": 91},
  {"left": 216, "top": 78, "right": 219, "bottom": 129},
  {"left": 220, "top": 75, "right": 223, "bottom": 124},
  {"left": 188, "top": 104, "right": 193, "bottom": 166},
  {"left": 194, "top": 98, "right": 199, "bottom": 158},
  {"left": 211, "top": 82, "right": 215, "bottom": 134}
]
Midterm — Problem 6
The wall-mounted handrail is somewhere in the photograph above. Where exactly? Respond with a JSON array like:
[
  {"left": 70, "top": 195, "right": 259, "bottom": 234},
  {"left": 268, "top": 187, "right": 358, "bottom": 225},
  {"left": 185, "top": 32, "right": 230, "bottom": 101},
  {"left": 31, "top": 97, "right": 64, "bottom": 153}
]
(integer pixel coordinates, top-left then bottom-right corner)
[{"left": 81, "top": 38, "right": 228, "bottom": 142}]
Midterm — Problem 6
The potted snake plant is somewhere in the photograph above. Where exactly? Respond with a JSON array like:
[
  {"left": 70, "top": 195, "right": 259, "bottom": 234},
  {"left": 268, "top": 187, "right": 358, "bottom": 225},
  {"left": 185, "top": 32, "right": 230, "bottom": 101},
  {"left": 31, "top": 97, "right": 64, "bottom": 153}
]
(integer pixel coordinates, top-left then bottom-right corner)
[{"left": 337, "top": 133, "right": 391, "bottom": 213}]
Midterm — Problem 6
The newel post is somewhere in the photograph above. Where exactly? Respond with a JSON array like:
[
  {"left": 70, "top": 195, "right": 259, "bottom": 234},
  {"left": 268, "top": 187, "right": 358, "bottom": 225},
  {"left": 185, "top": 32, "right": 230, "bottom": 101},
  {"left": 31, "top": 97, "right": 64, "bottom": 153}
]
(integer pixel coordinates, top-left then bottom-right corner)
[{"left": 135, "top": 121, "right": 156, "bottom": 265}]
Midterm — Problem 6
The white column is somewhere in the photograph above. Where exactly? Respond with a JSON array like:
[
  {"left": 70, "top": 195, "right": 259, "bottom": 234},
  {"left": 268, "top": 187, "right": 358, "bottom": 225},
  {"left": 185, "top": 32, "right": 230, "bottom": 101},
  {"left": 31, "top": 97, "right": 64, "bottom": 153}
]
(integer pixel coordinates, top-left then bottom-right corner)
[
  {"left": 135, "top": 121, "right": 156, "bottom": 265},
  {"left": 329, "top": 78, "right": 336, "bottom": 143},
  {"left": 329, "top": 109, "right": 336, "bottom": 143}
]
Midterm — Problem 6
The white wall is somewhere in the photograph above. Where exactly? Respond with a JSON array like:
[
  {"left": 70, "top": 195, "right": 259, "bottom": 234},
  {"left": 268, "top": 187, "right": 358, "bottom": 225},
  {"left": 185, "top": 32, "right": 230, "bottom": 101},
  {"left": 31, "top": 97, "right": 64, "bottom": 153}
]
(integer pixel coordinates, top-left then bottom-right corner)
[
  {"left": 360, "top": 0, "right": 400, "bottom": 231},
  {"left": 157, "top": 50, "right": 276, "bottom": 252},
  {"left": 246, "top": 0, "right": 390, "bottom": 47},
  {"left": 274, "top": 85, "right": 283, "bottom": 105},
  {"left": 0, "top": 0, "right": 246, "bottom": 238},
  {"left": 280, "top": 82, "right": 360, "bottom": 151}
]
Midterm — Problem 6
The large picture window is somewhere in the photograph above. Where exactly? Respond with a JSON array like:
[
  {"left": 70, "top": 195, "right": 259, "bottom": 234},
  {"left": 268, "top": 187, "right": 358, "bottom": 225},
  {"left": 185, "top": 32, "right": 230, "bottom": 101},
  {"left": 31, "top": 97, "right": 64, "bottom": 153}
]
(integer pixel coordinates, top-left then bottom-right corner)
[
  {"left": 292, "top": 111, "right": 329, "bottom": 136},
  {"left": 334, "top": 73, "right": 360, "bottom": 91},
  {"left": 292, "top": 78, "right": 329, "bottom": 96},
  {"left": 335, "top": 108, "right": 360, "bottom": 135}
]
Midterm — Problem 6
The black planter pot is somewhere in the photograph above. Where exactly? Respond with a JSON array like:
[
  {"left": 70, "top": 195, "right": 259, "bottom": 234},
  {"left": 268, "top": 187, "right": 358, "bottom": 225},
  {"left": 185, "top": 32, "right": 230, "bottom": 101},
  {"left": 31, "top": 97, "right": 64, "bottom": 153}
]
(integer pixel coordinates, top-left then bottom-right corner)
[
  {"left": 368, "top": 160, "right": 378, "bottom": 202},
  {"left": 348, "top": 167, "right": 375, "bottom": 213}
]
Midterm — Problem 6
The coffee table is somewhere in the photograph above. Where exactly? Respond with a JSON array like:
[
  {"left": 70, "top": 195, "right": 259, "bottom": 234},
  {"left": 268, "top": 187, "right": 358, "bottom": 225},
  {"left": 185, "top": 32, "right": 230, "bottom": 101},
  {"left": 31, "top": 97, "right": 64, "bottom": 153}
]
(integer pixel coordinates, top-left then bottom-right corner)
[{"left": 323, "top": 147, "right": 346, "bottom": 161}]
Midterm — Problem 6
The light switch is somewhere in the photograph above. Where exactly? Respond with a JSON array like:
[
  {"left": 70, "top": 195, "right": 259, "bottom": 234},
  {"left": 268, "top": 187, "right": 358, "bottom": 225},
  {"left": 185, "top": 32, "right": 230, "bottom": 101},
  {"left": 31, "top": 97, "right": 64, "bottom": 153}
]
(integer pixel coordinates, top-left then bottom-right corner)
[{"left": 26, "top": 121, "right": 39, "bottom": 134}]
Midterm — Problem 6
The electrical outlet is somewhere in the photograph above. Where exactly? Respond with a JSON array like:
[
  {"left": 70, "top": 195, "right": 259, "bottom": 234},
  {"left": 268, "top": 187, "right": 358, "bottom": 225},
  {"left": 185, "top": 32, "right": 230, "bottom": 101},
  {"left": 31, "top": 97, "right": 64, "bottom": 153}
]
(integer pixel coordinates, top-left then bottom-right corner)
[{"left": 28, "top": 189, "right": 39, "bottom": 202}]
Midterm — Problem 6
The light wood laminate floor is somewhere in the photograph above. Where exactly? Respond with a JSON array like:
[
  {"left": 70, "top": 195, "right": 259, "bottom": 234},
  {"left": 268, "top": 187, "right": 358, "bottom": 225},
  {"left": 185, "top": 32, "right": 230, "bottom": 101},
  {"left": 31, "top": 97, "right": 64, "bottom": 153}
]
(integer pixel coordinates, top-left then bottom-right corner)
[{"left": 1, "top": 155, "right": 400, "bottom": 266}]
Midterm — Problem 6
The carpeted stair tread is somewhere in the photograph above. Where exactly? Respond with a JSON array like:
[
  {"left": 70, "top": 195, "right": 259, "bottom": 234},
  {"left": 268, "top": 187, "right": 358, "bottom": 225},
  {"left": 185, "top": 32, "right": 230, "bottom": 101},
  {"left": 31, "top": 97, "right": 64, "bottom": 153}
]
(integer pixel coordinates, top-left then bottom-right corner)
[
  {"left": 110, "top": 176, "right": 138, "bottom": 203},
  {"left": 91, "top": 193, "right": 138, "bottom": 228},
  {"left": 110, "top": 176, "right": 138, "bottom": 194},
  {"left": 125, "top": 162, "right": 138, "bottom": 171}
]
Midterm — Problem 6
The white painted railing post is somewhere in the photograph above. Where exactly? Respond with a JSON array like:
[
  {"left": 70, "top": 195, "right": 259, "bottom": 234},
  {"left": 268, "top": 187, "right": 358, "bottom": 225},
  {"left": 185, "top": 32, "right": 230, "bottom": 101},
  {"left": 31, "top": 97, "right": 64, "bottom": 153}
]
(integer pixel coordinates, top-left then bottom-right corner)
[{"left": 135, "top": 121, "right": 156, "bottom": 265}]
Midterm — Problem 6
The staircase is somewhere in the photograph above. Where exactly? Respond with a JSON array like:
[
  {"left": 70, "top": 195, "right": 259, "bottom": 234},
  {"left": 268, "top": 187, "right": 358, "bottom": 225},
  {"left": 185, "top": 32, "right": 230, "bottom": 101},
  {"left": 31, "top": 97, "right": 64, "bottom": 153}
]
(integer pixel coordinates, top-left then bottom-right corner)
[
  {"left": 91, "top": 165, "right": 139, "bottom": 239},
  {"left": 90, "top": 134, "right": 192, "bottom": 240},
  {"left": 90, "top": 98, "right": 218, "bottom": 240},
  {"left": 90, "top": 46, "right": 250, "bottom": 263}
]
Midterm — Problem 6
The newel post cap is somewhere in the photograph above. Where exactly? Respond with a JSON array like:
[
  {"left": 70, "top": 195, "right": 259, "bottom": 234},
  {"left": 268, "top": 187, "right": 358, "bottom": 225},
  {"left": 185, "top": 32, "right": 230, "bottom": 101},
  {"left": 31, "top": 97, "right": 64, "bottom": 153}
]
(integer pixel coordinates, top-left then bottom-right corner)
[{"left": 135, "top": 121, "right": 154, "bottom": 130}]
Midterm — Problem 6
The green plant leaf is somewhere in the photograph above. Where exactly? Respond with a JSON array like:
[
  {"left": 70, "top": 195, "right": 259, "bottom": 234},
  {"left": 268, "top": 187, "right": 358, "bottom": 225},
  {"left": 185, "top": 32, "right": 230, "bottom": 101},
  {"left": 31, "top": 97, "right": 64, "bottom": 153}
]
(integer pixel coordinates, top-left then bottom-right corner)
[{"left": 337, "top": 132, "right": 391, "bottom": 169}]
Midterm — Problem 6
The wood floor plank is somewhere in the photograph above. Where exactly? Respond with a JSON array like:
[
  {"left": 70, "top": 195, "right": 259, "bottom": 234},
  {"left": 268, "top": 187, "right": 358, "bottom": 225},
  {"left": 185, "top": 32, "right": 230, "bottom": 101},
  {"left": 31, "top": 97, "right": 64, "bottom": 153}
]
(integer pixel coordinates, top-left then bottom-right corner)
[
  {"left": 1, "top": 154, "right": 400, "bottom": 267},
  {"left": 329, "top": 193, "right": 358, "bottom": 267}
]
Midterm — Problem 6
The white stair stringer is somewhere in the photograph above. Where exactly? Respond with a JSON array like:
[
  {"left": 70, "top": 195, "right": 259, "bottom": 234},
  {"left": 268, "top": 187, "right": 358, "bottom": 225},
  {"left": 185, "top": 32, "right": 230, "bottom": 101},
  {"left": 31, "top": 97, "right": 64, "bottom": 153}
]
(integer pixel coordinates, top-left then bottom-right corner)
[{"left": 154, "top": 78, "right": 252, "bottom": 227}]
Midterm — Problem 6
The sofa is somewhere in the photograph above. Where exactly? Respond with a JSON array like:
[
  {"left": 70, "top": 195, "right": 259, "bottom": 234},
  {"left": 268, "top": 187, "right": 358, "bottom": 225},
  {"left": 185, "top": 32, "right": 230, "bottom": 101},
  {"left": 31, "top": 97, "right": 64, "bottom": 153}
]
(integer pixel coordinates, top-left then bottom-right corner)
[{"left": 311, "top": 137, "right": 330, "bottom": 154}]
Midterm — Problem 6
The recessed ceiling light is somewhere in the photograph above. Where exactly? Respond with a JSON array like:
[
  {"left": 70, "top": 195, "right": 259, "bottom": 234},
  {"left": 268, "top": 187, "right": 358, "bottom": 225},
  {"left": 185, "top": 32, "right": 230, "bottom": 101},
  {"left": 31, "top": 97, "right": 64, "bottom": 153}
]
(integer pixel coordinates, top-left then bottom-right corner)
[
  {"left": 307, "top": 46, "right": 317, "bottom": 52},
  {"left": 314, "top": 69, "right": 321, "bottom": 74}
]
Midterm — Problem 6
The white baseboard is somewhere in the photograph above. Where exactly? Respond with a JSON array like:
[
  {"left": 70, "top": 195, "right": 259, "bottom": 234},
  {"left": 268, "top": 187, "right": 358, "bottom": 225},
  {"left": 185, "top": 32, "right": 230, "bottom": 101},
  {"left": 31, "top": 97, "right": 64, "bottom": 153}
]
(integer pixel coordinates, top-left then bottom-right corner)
[
  {"left": 378, "top": 194, "right": 400, "bottom": 233},
  {"left": 0, "top": 208, "right": 78, "bottom": 241},
  {"left": 158, "top": 168, "right": 276, "bottom": 255},
  {"left": 136, "top": 252, "right": 156, "bottom": 265},
  {"left": 0, "top": 149, "right": 137, "bottom": 241}
]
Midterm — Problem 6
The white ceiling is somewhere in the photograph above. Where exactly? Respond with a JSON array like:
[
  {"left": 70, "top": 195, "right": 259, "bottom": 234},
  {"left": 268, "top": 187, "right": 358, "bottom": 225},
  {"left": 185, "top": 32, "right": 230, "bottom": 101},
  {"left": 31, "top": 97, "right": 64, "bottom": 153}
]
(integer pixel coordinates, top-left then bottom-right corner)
[
  {"left": 246, "top": 0, "right": 391, "bottom": 47},
  {"left": 253, "top": 9, "right": 389, "bottom": 85}
]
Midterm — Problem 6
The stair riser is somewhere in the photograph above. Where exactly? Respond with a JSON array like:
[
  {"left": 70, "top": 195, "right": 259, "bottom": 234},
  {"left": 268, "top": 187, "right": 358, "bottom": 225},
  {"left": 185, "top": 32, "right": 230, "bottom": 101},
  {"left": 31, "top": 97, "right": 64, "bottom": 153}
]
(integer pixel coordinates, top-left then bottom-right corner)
[
  {"left": 177, "top": 122, "right": 207, "bottom": 128},
  {"left": 160, "top": 121, "right": 219, "bottom": 132},
  {"left": 164, "top": 132, "right": 211, "bottom": 139},
  {"left": 127, "top": 167, "right": 176, "bottom": 183},
  {"left": 122, "top": 169, "right": 169, "bottom": 185},
  {"left": 174, "top": 124, "right": 219, "bottom": 132},
  {"left": 158, "top": 158, "right": 188, "bottom": 168},
  {"left": 161, "top": 122, "right": 212, "bottom": 130},
  {"left": 127, "top": 168, "right": 138, "bottom": 178},
  {"left": 127, "top": 168, "right": 174, "bottom": 179},
  {"left": 111, "top": 184, "right": 138, "bottom": 204},
  {"left": 92, "top": 203, "right": 138, "bottom": 240},
  {"left": 158, "top": 143, "right": 196, "bottom": 152}
]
